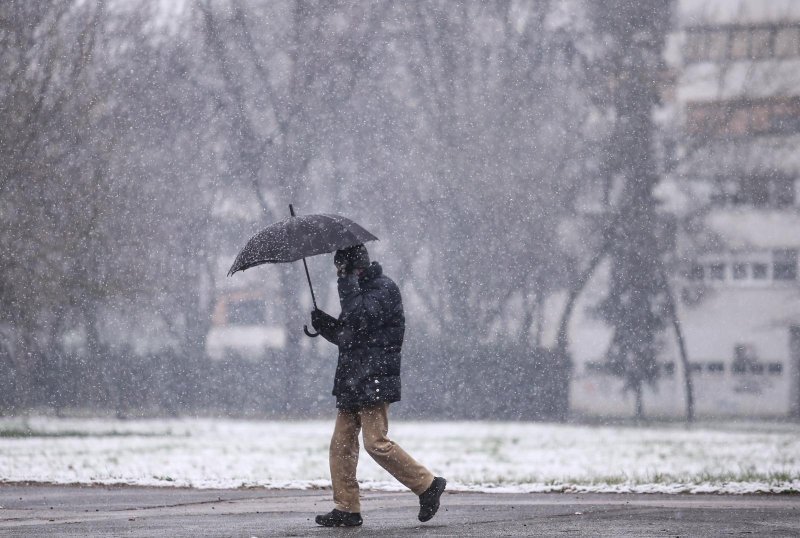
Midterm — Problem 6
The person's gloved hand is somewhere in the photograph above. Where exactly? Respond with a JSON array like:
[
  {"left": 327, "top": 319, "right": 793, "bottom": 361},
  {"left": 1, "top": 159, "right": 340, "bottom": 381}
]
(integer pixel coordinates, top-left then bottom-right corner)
[
  {"left": 336, "top": 262, "right": 351, "bottom": 278},
  {"left": 311, "top": 309, "right": 339, "bottom": 332}
]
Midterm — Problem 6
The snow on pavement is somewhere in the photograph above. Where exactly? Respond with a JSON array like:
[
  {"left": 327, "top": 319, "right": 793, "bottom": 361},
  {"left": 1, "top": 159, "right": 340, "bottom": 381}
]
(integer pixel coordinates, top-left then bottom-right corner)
[{"left": 0, "top": 417, "right": 798, "bottom": 494}]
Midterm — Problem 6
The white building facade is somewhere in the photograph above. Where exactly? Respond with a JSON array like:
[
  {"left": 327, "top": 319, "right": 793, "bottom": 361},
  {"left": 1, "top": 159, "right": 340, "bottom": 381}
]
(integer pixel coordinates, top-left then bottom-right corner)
[{"left": 570, "top": 0, "right": 800, "bottom": 419}]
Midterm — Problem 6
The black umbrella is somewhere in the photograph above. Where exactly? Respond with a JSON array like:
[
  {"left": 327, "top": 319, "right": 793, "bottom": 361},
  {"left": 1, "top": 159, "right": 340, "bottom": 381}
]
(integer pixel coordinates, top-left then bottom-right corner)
[{"left": 227, "top": 205, "right": 378, "bottom": 337}]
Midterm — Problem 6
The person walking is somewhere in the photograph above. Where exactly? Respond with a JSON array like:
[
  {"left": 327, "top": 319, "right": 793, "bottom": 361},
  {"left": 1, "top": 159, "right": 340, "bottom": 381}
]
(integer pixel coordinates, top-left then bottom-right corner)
[{"left": 310, "top": 244, "right": 446, "bottom": 527}]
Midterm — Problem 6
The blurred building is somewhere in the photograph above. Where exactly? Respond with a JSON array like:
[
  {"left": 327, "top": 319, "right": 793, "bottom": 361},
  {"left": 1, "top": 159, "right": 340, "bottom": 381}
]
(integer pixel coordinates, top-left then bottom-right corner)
[
  {"left": 570, "top": 0, "right": 800, "bottom": 418},
  {"left": 206, "top": 260, "right": 286, "bottom": 361},
  {"left": 205, "top": 192, "right": 286, "bottom": 361}
]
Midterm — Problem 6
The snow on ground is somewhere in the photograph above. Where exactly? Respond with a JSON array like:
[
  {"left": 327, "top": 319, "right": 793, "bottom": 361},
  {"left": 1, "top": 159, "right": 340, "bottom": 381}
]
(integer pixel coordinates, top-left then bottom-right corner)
[{"left": 0, "top": 417, "right": 798, "bottom": 494}]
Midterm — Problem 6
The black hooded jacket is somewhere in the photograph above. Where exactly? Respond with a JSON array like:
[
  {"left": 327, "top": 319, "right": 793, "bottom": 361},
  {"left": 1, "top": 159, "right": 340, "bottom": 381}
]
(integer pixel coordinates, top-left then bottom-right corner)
[{"left": 316, "top": 262, "right": 404, "bottom": 409}]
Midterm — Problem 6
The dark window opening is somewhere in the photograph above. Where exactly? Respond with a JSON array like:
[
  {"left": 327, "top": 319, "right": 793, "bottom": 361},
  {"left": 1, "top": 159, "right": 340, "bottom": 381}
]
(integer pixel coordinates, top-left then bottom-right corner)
[
  {"left": 662, "top": 362, "right": 675, "bottom": 376},
  {"left": 689, "top": 362, "right": 703, "bottom": 373},
  {"left": 687, "top": 98, "right": 800, "bottom": 138},
  {"left": 738, "top": 177, "right": 770, "bottom": 207},
  {"left": 775, "top": 27, "right": 800, "bottom": 57},
  {"left": 709, "top": 263, "right": 726, "bottom": 280},
  {"left": 768, "top": 362, "right": 783, "bottom": 374},
  {"left": 773, "top": 249, "right": 798, "bottom": 281},
  {"left": 773, "top": 177, "right": 796, "bottom": 206},
  {"left": 750, "top": 363, "right": 765, "bottom": 375},
  {"left": 732, "top": 263, "right": 748, "bottom": 280},
  {"left": 730, "top": 29, "right": 750, "bottom": 60},
  {"left": 707, "top": 362, "right": 725, "bottom": 373},
  {"left": 685, "top": 25, "right": 800, "bottom": 63},
  {"left": 689, "top": 264, "right": 705, "bottom": 281},
  {"left": 752, "top": 263, "right": 769, "bottom": 279},
  {"left": 712, "top": 175, "right": 796, "bottom": 208},
  {"left": 684, "top": 32, "right": 705, "bottom": 62},
  {"left": 733, "top": 344, "right": 759, "bottom": 374},
  {"left": 750, "top": 29, "right": 773, "bottom": 59},
  {"left": 585, "top": 362, "right": 608, "bottom": 374},
  {"left": 707, "top": 30, "right": 730, "bottom": 60}
]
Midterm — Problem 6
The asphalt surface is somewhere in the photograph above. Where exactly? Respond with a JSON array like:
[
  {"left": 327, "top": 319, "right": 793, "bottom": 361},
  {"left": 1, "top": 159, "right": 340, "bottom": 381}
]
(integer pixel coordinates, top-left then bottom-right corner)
[{"left": 0, "top": 485, "right": 798, "bottom": 537}]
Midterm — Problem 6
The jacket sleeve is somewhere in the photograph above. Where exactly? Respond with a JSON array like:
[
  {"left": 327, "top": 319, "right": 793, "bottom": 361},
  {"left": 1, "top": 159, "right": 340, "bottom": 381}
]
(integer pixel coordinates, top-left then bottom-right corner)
[
  {"left": 336, "top": 275, "right": 391, "bottom": 346},
  {"left": 315, "top": 309, "right": 341, "bottom": 346}
]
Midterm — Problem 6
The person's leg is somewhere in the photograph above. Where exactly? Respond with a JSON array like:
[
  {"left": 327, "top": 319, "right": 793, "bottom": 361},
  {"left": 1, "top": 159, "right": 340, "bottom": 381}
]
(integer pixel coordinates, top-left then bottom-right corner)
[
  {"left": 360, "top": 402, "right": 435, "bottom": 495},
  {"left": 329, "top": 408, "right": 362, "bottom": 513}
]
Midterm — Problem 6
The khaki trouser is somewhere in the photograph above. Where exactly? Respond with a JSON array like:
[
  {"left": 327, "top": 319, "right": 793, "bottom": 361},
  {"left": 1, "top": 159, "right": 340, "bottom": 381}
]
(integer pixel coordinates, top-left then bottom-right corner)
[{"left": 330, "top": 402, "right": 434, "bottom": 513}]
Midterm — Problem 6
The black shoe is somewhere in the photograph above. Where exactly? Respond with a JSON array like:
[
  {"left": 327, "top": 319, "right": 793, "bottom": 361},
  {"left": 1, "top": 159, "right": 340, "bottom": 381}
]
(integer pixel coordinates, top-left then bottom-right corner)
[
  {"left": 418, "top": 476, "right": 446, "bottom": 522},
  {"left": 315, "top": 509, "right": 363, "bottom": 527}
]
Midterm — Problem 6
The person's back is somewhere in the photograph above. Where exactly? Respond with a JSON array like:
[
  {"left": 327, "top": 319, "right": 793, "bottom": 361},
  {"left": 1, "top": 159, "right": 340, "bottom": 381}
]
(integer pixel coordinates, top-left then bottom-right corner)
[
  {"left": 310, "top": 244, "right": 446, "bottom": 527},
  {"left": 333, "top": 260, "right": 404, "bottom": 410}
]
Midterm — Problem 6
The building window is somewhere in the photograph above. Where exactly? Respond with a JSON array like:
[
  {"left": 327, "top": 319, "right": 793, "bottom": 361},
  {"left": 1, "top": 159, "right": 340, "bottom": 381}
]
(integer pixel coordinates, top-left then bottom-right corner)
[
  {"left": 709, "top": 263, "right": 726, "bottom": 280},
  {"left": 770, "top": 102, "right": 800, "bottom": 134},
  {"left": 732, "top": 362, "right": 768, "bottom": 375},
  {"left": 706, "top": 30, "right": 729, "bottom": 60},
  {"left": 738, "top": 176, "right": 770, "bottom": 207},
  {"left": 226, "top": 299, "right": 266, "bottom": 326},
  {"left": 662, "top": 362, "right": 675, "bottom": 376},
  {"left": 685, "top": 254, "right": 797, "bottom": 285},
  {"left": 711, "top": 174, "right": 796, "bottom": 208},
  {"left": 768, "top": 362, "right": 783, "bottom": 375},
  {"left": 684, "top": 32, "right": 701, "bottom": 62},
  {"left": 729, "top": 29, "right": 751, "bottom": 60},
  {"left": 750, "top": 29, "right": 773, "bottom": 59},
  {"left": 685, "top": 25, "right": 800, "bottom": 63},
  {"left": 585, "top": 362, "right": 609, "bottom": 375},
  {"left": 752, "top": 263, "right": 769, "bottom": 280},
  {"left": 772, "top": 176, "right": 796, "bottom": 206},
  {"left": 687, "top": 98, "right": 800, "bottom": 138},
  {"left": 684, "top": 32, "right": 704, "bottom": 62},
  {"left": 749, "top": 102, "right": 771, "bottom": 133},
  {"left": 773, "top": 249, "right": 798, "bottom": 280},
  {"left": 733, "top": 344, "right": 759, "bottom": 374},
  {"left": 689, "top": 264, "right": 705, "bottom": 281},
  {"left": 775, "top": 27, "right": 800, "bottom": 57},
  {"left": 707, "top": 362, "right": 725, "bottom": 373},
  {"left": 689, "top": 362, "right": 703, "bottom": 373},
  {"left": 710, "top": 178, "right": 737, "bottom": 206}
]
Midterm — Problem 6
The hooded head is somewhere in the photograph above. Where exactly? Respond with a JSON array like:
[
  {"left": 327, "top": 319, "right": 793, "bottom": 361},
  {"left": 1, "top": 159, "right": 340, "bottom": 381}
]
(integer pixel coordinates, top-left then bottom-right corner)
[{"left": 334, "top": 243, "right": 370, "bottom": 272}]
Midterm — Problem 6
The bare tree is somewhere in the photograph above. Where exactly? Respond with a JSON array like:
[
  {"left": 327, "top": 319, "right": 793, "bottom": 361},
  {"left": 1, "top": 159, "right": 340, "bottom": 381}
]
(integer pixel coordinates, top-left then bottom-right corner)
[{"left": 0, "top": 1, "right": 108, "bottom": 408}]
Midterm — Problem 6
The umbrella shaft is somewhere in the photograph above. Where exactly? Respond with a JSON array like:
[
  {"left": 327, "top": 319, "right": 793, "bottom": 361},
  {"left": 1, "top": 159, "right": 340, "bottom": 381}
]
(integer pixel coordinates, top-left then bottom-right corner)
[
  {"left": 290, "top": 204, "right": 317, "bottom": 310},
  {"left": 302, "top": 257, "right": 318, "bottom": 310}
]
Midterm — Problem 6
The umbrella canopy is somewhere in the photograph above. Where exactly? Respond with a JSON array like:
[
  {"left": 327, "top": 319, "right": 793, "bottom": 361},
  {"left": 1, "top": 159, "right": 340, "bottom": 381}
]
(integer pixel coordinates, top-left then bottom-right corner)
[
  {"left": 227, "top": 206, "right": 378, "bottom": 338},
  {"left": 227, "top": 213, "right": 379, "bottom": 276}
]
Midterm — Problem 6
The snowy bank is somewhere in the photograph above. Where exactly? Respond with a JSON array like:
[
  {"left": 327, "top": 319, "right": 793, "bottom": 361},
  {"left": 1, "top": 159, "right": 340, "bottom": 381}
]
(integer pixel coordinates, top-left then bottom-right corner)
[{"left": 0, "top": 417, "right": 798, "bottom": 494}]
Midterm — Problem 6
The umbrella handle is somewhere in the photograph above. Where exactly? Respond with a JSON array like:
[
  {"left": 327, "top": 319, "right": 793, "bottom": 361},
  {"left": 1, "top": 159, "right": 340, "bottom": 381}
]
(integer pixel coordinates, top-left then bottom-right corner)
[{"left": 304, "top": 325, "right": 320, "bottom": 338}]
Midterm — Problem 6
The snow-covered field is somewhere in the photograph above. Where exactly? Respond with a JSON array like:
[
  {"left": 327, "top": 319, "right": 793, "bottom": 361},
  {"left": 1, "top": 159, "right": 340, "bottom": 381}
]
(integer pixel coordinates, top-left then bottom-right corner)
[{"left": 1, "top": 417, "right": 798, "bottom": 494}]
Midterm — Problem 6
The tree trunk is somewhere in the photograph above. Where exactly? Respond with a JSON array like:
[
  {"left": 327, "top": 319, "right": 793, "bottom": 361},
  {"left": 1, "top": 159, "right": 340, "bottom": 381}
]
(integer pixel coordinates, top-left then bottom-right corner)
[
  {"left": 660, "top": 266, "right": 695, "bottom": 423},
  {"left": 556, "top": 241, "right": 609, "bottom": 354},
  {"left": 634, "top": 384, "right": 644, "bottom": 421}
]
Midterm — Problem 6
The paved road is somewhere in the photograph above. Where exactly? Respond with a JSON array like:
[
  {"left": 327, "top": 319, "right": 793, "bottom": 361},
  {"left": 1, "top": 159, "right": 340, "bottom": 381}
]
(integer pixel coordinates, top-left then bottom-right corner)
[{"left": 0, "top": 485, "right": 798, "bottom": 537}]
